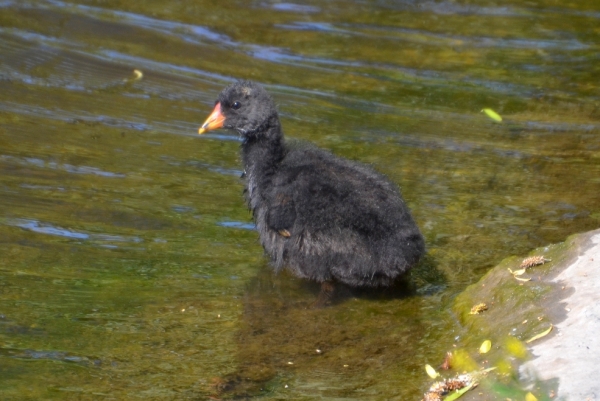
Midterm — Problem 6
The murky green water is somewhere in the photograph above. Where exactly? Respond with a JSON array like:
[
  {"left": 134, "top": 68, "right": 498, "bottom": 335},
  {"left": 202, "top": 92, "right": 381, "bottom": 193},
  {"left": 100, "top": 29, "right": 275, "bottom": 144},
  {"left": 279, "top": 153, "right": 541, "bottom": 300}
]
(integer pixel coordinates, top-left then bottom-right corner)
[{"left": 1, "top": 0, "right": 599, "bottom": 399}]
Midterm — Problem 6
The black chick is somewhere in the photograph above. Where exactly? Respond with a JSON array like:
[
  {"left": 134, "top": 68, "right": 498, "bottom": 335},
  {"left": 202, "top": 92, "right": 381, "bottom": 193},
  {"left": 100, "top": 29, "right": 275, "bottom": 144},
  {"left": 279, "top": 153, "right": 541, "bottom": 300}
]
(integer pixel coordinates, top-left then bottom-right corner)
[{"left": 199, "top": 81, "right": 424, "bottom": 298}]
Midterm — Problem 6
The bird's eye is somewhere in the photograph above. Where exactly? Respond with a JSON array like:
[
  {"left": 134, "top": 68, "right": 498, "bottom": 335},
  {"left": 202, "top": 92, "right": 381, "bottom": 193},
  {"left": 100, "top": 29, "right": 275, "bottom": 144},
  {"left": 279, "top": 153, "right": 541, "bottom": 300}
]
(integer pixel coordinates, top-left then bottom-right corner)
[{"left": 232, "top": 101, "right": 241, "bottom": 110}]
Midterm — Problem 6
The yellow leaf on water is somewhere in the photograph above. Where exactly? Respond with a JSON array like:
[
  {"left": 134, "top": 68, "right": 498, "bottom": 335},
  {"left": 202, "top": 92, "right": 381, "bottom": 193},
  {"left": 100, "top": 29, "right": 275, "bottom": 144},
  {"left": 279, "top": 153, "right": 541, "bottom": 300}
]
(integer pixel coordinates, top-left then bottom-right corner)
[
  {"left": 481, "top": 108, "right": 503, "bottom": 122},
  {"left": 525, "top": 324, "right": 553, "bottom": 344},
  {"left": 514, "top": 276, "right": 532, "bottom": 282},
  {"left": 479, "top": 340, "right": 492, "bottom": 354},
  {"left": 505, "top": 337, "right": 528, "bottom": 359},
  {"left": 511, "top": 268, "right": 527, "bottom": 276},
  {"left": 525, "top": 392, "right": 538, "bottom": 401},
  {"left": 496, "top": 358, "right": 513, "bottom": 375},
  {"left": 452, "top": 349, "right": 478, "bottom": 371},
  {"left": 425, "top": 364, "right": 439, "bottom": 379}
]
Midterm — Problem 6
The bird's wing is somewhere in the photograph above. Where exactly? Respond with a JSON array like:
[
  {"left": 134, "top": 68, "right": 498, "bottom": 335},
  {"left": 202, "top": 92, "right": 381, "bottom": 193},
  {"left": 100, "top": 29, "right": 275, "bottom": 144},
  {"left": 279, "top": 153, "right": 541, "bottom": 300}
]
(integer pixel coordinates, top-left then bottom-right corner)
[
  {"left": 264, "top": 178, "right": 297, "bottom": 236},
  {"left": 264, "top": 146, "right": 397, "bottom": 237}
]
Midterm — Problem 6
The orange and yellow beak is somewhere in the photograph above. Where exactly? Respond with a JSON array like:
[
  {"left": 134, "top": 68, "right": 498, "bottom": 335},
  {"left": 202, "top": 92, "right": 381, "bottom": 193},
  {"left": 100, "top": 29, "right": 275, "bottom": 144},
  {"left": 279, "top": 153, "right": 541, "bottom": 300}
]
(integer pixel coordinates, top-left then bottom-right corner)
[{"left": 198, "top": 102, "right": 225, "bottom": 134}]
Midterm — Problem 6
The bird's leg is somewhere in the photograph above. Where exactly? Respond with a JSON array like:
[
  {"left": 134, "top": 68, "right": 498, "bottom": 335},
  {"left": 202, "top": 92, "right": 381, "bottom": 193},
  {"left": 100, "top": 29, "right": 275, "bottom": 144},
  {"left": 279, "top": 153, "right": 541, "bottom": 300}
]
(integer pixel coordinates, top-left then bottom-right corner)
[{"left": 311, "top": 280, "right": 335, "bottom": 308}]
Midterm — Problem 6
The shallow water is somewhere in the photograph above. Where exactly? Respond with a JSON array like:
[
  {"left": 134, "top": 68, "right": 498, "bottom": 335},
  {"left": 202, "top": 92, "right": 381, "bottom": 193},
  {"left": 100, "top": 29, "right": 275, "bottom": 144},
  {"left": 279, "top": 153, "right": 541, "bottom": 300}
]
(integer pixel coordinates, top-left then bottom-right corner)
[{"left": 1, "top": 0, "right": 599, "bottom": 399}]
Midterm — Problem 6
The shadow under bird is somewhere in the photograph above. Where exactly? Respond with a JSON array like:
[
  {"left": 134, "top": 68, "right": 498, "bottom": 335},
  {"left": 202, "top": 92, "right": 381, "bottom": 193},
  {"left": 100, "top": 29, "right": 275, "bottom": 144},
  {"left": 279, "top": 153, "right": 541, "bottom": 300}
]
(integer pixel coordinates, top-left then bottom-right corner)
[{"left": 198, "top": 81, "right": 424, "bottom": 302}]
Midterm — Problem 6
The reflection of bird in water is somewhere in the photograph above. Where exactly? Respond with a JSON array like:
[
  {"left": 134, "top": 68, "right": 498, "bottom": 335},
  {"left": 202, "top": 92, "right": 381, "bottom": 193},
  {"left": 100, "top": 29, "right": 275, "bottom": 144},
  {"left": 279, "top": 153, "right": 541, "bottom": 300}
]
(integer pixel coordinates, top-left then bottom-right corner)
[{"left": 198, "top": 81, "right": 425, "bottom": 303}]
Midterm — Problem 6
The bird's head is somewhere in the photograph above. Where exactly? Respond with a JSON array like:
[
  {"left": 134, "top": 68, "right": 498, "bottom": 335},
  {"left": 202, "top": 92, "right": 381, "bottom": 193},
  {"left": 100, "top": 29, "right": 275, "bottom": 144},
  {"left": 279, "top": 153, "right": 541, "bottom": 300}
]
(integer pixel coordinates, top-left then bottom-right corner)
[{"left": 198, "top": 81, "right": 279, "bottom": 139}]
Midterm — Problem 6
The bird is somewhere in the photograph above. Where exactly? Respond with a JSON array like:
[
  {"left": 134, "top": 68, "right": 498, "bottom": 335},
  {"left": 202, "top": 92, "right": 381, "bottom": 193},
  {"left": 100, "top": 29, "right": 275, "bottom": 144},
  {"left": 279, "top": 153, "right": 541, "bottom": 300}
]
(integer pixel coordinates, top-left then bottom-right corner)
[{"left": 198, "top": 81, "right": 425, "bottom": 302}]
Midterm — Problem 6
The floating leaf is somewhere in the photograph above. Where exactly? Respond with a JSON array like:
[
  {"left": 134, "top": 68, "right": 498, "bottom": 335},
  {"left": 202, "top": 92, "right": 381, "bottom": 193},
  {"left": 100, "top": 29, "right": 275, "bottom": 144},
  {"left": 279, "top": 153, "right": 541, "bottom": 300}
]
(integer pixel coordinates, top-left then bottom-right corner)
[
  {"left": 123, "top": 69, "right": 144, "bottom": 83},
  {"left": 481, "top": 108, "right": 502, "bottom": 122},
  {"left": 511, "top": 268, "right": 527, "bottom": 276},
  {"left": 505, "top": 337, "right": 528, "bottom": 359},
  {"left": 425, "top": 364, "right": 439, "bottom": 378},
  {"left": 495, "top": 359, "right": 513, "bottom": 375},
  {"left": 514, "top": 276, "right": 532, "bottom": 282},
  {"left": 444, "top": 382, "right": 475, "bottom": 401},
  {"left": 526, "top": 324, "right": 553, "bottom": 343},
  {"left": 525, "top": 392, "right": 538, "bottom": 401},
  {"left": 479, "top": 340, "right": 492, "bottom": 354},
  {"left": 451, "top": 349, "right": 478, "bottom": 371}
]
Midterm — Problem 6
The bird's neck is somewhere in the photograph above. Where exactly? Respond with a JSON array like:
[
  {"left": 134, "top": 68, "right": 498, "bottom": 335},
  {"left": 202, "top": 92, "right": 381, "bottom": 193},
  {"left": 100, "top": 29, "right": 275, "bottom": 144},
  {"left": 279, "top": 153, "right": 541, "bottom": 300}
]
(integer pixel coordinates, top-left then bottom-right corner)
[{"left": 241, "top": 124, "right": 286, "bottom": 177}]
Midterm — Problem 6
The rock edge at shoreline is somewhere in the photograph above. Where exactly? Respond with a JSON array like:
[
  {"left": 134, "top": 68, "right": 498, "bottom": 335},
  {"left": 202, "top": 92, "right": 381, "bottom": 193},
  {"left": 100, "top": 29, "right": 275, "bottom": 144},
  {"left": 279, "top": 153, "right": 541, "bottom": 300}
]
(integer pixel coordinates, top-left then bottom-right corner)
[
  {"left": 520, "top": 229, "right": 600, "bottom": 400},
  {"left": 450, "top": 228, "right": 600, "bottom": 401}
]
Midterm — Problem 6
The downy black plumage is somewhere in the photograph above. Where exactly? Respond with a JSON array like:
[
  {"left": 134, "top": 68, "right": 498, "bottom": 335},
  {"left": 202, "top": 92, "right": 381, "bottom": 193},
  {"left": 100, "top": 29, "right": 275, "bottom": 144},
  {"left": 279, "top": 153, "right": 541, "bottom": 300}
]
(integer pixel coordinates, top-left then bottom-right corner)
[{"left": 199, "top": 81, "right": 424, "bottom": 291}]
